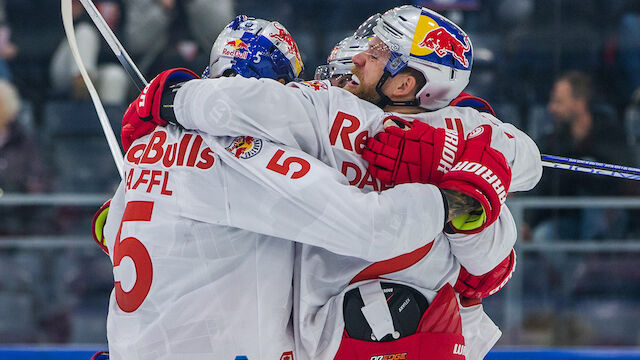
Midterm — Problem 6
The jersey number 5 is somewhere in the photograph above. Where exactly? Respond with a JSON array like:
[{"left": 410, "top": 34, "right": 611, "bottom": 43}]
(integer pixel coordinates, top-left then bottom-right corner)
[
  {"left": 266, "top": 149, "right": 310, "bottom": 179},
  {"left": 114, "top": 201, "right": 154, "bottom": 313}
]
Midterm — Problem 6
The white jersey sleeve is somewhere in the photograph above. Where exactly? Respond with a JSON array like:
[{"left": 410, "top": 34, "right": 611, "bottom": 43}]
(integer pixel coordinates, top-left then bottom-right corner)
[
  {"left": 478, "top": 112, "right": 542, "bottom": 192},
  {"left": 202, "top": 134, "right": 445, "bottom": 262},
  {"left": 173, "top": 77, "right": 329, "bottom": 158},
  {"left": 175, "top": 78, "right": 542, "bottom": 193}
]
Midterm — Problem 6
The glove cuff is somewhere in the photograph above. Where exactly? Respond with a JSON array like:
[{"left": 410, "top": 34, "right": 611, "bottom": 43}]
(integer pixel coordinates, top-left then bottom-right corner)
[
  {"left": 448, "top": 207, "right": 486, "bottom": 234},
  {"left": 91, "top": 200, "right": 111, "bottom": 255},
  {"left": 159, "top": 82, "right": 186, "bottom": 127}
]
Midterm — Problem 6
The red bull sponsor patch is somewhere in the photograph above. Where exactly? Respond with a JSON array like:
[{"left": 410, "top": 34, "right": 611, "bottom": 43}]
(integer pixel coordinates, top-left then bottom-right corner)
[
  {"left": 225, "top": 136, "right": 262, "bottom": 159},
  {"left": 222, "top": 39, "right": 250, "bottom": 59}
]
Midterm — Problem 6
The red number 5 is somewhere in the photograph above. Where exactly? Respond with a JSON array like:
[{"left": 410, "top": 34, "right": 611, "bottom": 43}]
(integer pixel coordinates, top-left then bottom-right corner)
[
  {"left": 266, "top": 149, "right": 311, "bottom": 179},
  {"left": 113, "top": 201, "right": 154, "bottom": 313}
]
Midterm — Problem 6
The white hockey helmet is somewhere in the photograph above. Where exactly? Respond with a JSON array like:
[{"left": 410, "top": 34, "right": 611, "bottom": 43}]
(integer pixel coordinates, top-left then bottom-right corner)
[
  {"left": 315, "top": 14, "right": 380, "bottom": 81},
  {"left": 203, "top": 15, "right": 303, "bottom": 82},
  {"left": 372, "top": 5, "right": 473, "bottom": 110},
  {"left": 326, "top": 36, "right": 369, "bottom": 78}
]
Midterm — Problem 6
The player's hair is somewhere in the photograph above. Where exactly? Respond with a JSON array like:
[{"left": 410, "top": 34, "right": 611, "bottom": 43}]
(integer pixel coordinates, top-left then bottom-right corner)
[
  {"left": 557, "top": 71, "right": 592, "bottom": 102},
  {"left": 400, "top": 66, "right": 427, "bottom": 98}
]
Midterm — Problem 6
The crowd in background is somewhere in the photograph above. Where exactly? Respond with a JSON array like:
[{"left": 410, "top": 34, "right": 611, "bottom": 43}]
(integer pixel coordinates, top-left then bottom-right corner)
[{"left": 1, "top": 0, "right": 640, "bottom": 346}]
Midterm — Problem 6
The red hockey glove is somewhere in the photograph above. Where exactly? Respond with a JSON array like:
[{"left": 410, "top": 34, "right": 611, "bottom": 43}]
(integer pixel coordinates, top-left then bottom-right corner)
[
  {"left": 454, "top": 250, "right": 516, "bottom": 299},
  {"left": 363, "top": 117, "right": 465, "bottom": 186},
  {"left": 439, "top": 125, "right": 511, "bottom": 233},
  {"left": 121, "top": 68, "right": 199, "bottom": 151}
]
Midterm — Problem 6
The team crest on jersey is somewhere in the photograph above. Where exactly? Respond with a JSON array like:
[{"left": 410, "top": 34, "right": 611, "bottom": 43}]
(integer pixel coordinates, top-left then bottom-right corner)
[
  {"left": 299, "top": 80, "right": 328, "bottom": 91},
  {"left": 226, "top": 136, "right": 262, "bottom": 159}
]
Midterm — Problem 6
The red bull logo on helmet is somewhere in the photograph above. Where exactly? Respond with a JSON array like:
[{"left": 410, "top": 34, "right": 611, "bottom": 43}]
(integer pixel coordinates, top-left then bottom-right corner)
[
  {"left": 410, "top": 11, "right": 472, "bottom": 70},
  {"left": 419, "top": 28, "right": 470, "bottom": 67},
  {"left": 269, "top": 22, "right": 303, "bottom": 76},
  {"left": 222, "top": 39, "right": 250, "bottom": 59},
  {"left": 327, "top": 45, "right": 340, "bottom": 62}
]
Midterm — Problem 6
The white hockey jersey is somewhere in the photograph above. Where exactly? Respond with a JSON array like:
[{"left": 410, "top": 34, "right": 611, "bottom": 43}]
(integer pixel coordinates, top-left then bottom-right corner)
[
  {"left": 102, "top": 125, "right": 450, "bottom": 360},
  {"left": 173, "top": 77, "right": 542, "bottom": 360}
]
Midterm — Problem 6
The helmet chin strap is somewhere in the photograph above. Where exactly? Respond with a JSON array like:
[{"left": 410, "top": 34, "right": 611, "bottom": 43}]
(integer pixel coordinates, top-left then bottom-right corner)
[{"left": 374, "top": 70, "right": 421, "bottom": 109}]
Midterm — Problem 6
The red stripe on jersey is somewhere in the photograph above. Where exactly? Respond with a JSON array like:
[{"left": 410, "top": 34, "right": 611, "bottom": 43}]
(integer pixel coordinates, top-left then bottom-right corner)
[
  {"left": 349, "top": 240, "right": 434, "bottom": 284},
  {"left": 445, "top": 118, "right": 464, "bottom": 137},
  {"left": 455, "top": 118, "right": 463, "bottom": 134}
]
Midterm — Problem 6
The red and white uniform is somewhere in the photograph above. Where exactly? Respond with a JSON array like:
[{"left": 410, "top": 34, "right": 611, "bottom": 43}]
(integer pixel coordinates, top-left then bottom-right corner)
[
  {"left": 102, "top": 124, "right": 448, "bottom": 359},
  {"left": 172, "top": 77, "right": 542, "bottom": 360}
]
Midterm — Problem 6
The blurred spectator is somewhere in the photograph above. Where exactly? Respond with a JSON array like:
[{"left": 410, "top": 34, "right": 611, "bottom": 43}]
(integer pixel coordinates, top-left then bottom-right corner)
[
  {"left": 49, "top": 0, "right": 128, "bottom": 104},
  {"left": 124, "top": 0, "right": 234, "bottom": 77},
  {"left": 525, "top": 71, "right": 634, "bottom": 241},
  {"left": 0, "top": 80, "right": 48, "bottom": 193},
  {"left": 0, "top": 80, "right": 50, "bottom": 235},
  {"left": 0, "top": 0, "right": 17, "bottom": 80}
]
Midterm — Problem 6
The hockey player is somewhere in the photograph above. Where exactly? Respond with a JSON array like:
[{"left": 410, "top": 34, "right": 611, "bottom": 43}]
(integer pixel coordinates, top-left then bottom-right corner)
[
  {"left": 119, "top": 7, "right": 542, "bottom": 360},
  {"left": 97, "top": 15, "right": 485, "bottom": 360}
]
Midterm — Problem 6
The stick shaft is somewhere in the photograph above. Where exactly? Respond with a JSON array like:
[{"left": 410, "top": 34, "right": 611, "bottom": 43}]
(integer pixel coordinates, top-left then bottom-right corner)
[
  {"left": 542, "top": 158, "right": 640, "bottom": 181},
  {"left": 61, "top": 0, "right": 124, "bottom": 178},
  {"left": 66, "top": 1, "right": 640, "bottom": 184},
  {"left": 542, "top": 154, "right": 640, "bottom": 176},
  {"left": 78, "top": 0, "right": 148, "bottom": 90}
]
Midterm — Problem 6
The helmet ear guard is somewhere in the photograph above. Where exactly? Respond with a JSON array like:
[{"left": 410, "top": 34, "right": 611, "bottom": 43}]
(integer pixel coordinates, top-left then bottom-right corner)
[{"left": 414, "top": 62, "right": 471, "bottom": 110}]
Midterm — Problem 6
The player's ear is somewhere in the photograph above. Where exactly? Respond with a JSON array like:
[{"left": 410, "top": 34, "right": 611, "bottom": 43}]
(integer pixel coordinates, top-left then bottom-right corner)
[
  {"left": 391, "top": 73, "right": 417, "bottom": 99},
  {"left": 277, "top": 78, "right": 286, "bottom": 84}
]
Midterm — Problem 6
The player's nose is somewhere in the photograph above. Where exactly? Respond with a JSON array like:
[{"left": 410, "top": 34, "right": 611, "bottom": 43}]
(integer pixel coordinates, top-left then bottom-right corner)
[{"left": 352, "top": 51, "right": 366, "bottom": 66}]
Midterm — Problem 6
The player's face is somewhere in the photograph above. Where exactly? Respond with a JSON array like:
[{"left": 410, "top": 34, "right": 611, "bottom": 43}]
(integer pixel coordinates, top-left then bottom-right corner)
[
  {"left": 345, "top": 36, "right": 390, "bottom": 103},
  {"left": 548, "top": 80, "right": 578, "bottom": 123}
]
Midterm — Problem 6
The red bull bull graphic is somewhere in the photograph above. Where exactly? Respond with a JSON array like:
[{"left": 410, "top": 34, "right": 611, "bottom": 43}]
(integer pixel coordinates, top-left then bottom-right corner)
[
  {"left": 225, "top": 136, "right": 263, "bottom": 159},
  {"left": 269, "top": 23, "right": 303, "bottom": 75},
  {"left": 300, "top": 80, "right": 328, "bottom": 91},
  {"left": 327, "top": 45, "right": 340, "bottom": 62},
  {"left": 418, "top": 28, "right": 470, "bottom": 67},
  {"left": 222, "top": 39, "right": 250, "bottom": 59},
  {"left": 409, "top": 12, "right": 472, "bottom": 70}
]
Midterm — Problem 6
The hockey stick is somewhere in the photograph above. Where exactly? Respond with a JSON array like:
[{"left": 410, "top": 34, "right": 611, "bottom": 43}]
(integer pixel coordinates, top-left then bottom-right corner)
[
  {"left": 61, "top": 0, "right": 125, "bottom": 178},
  {"left": 66, "top": 0, "right": 640, "bottom": 183},
  {"left": 541, "top": 154, "right": 640, "bottom": 180},
  {"left": 76, "top": 0, "right": 148, "bottom": 91}
]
